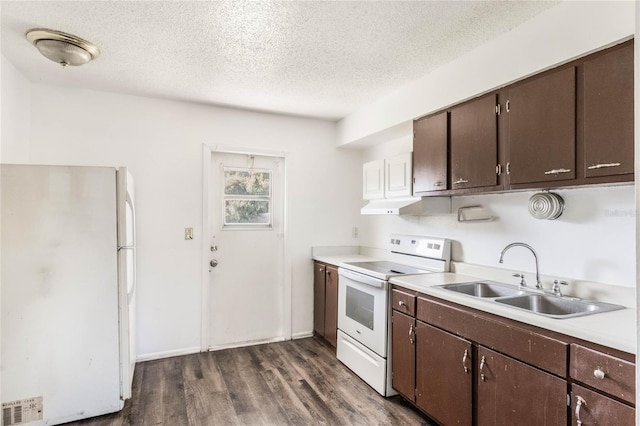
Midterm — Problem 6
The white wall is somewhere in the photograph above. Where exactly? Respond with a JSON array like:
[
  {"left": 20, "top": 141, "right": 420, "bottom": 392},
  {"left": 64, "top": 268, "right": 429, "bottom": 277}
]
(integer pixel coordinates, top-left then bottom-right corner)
[
  {"left": 4, "top": 80, "right": 362, "bottom": 358},
  {"left": 338, "top": 1, "right": 635, "bottom": 146},
  {"left": 1, "top": 55, "right": 31, "bottom": 161}
]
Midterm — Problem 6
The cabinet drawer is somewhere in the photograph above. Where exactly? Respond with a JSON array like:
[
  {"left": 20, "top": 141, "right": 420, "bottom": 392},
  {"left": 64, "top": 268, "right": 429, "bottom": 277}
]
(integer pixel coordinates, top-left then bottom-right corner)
[
  {"left": 570, "top": 344, "right": 635, "bottom": 404},
  {"left": 418, "top": 296, "right": 567, "bottom": 376},
  {"left": 571, "top": 384, "right": 635, "bottom": 425},
  {"left": 392, "top": 289, "right": 416, "bottom": 316}
]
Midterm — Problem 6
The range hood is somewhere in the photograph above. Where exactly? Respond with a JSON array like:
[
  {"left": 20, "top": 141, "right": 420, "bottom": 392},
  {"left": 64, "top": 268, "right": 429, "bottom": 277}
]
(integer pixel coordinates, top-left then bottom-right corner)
[{"left": 361, "top": 197, "right": 451, "bottom": 215}]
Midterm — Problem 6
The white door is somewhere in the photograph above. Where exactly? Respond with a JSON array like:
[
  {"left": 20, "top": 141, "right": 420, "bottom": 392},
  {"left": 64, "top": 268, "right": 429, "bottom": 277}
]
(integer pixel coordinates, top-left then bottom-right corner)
[
  {"left": 207, "top": 152, "right": 285, "bottom": 350},
  {"left": 116, "top": 168, "right": 136, "bottom": 400}
]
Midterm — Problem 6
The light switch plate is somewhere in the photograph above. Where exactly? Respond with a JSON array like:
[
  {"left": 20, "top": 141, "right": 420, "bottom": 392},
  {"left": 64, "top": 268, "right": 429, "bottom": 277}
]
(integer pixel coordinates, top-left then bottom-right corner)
[{"left": 185, "top": 227, "right": 194, "bottom": 240}]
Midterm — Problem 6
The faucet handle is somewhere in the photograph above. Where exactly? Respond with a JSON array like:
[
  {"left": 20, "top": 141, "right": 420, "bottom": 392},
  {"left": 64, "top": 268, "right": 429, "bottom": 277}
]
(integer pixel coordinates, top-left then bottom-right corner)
[
  {"left": 552, "top": 280, "right": 568, "bottom": 296},
  {"left": 512, "top": 273, "right": 526, "bottom": 287}
]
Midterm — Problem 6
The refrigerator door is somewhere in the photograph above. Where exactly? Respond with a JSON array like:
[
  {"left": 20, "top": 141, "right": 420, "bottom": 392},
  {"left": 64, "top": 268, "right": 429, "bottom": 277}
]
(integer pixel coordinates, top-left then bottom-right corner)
[
  {"left": 117, "top": 167, "right": 136, "bottom": 400},
  {"left": 1, "top": 165, "right": 122, "bottom": 424}
]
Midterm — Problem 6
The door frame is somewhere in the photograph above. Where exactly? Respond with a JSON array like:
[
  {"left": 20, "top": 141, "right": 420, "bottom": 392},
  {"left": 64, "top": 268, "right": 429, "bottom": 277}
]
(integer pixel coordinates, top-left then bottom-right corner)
[{"left": 200, "top": 144, "right": 291, "bottom": 351}]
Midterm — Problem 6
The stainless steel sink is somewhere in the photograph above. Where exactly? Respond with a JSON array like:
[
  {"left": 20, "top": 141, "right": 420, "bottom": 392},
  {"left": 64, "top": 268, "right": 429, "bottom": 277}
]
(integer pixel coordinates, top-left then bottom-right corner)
[
  {"left": 438, "top": 281, "right": 525, "bottom": 298},
  {"left": 436, "top": 281, "right": 625, "bottom": 319},
  {"left": 494, "top": 294, "right": 625, "bottom": 319}
]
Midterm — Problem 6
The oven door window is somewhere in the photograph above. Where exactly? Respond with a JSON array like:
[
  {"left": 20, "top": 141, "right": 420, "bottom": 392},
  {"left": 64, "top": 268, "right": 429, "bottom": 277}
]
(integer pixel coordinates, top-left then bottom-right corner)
[{"left": 345, "top": 286, "right": 375, "bottom": 330}]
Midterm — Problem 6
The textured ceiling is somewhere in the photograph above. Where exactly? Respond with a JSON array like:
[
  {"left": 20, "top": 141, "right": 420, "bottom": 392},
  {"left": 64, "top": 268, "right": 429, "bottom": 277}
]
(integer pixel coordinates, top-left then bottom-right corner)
[{"left": 1, "top": 1, "right": 558, "bottom": 120}]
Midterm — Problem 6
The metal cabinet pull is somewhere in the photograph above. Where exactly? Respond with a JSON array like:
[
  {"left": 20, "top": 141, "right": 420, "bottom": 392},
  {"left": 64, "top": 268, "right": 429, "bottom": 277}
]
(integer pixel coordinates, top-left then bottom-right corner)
[
  {"left": 398, "top": 300, "right": 406, "bottom": 307},
  {"left": 593, "top": 368, "right": 606, "bottom": 380},
  {"left": 433, "top": 181, "right": 445, "bottom": 187},
  {"left": 453, "top": 178, "right": 469, "bottom": 185},
  {"left": 479, "top": 355, "right": 486, "bottom": 381},
  {"left": 544, "top": 168, "right": 572, "bottom": 175},
  {"left": 506, "top": 162, "right": 511, "bottom": 175},
  {"left": 496, "top": 164, "right": 502, "bottom": 176},
  {"left": 505, "top": 100, "right": 510, "bottom": 112},
  {"left": 587, "top": 162, "right": 621, "bottom": 170},
  {"left": 462, "top": 349, "right": 469, "bottom": 373},
  {"left": 575, "top": 395, "right": 587, "bottom": 426},
  {"left": 408, "top": 324, "right": 415, "bottom": 344}
]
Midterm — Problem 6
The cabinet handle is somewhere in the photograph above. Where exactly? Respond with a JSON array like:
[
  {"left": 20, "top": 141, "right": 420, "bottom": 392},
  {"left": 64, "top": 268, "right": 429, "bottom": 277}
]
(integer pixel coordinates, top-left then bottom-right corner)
[
  {"left": 479, "top": 355, "right": 486, "bottom": 381},
  {"left": 506, "top": 100, "right": 510, "bottom": 112},
  {"left": 398, "top": 300, "right": 406, "bottom": 307},
  {"left": 506, "top": 162, "right": 511, "bottom": 175},
  {"left": 453, "top": 178, "right": 469, "bottom": 185},
  {"left": 433, "top": 181, "right": 445, "bottom": 187},
  {"left": 544, "top": 168, "right": 572, "bottom": 175},
  {"left": 587, "top": 162, "right": 621, "bottom": 170},
  {"left": 575, "top": 395, "right": 587, "bottom": 426},
  {"left": 408, "top": 324, "right": 415, "bottom": 344},
  {"left": 496, "top": 164, "right": 502, "bottom": 176},
  {"left": 462, "top": 349, "right": 469, "bottom": 373},
  {"left": 593, "top": 368, "right": 606, "bottom": 380}
]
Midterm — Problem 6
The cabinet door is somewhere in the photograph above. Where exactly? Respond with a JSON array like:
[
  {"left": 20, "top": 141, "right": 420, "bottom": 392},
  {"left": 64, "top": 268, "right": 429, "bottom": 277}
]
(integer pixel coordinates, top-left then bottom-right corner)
[
  {"left": 416, "top": 322, "right": 472, "bottom": 426},
  {"left": 385, "top": 153, "right": 413, "bottom": 198},
  {"left": 413, "top": 112, "right": 448, "bottom": 193},
  {"left": 477, "top": 346, "right": 567, "bottom": 426},
  {"left": 450, "top": 93, "right": 499, "bottom": 190},
  {"left": 571, "top": 384, "right": 635, "bottom": 426},
  {"left": 391, "top": 310, "right": 415, "bottom": 400},
  {"left": 363, "top": 159, "right": 385, "bottom": 200},
  {"left": 508, "top": 66, "right": 576, "bottom": 185},
  {"left": 323, "top": 265, "right": 339, "bottom": 347},
  {"left": 313, "top": 262, "right": 326, "bottom": 337},
  {"left": 583, "top": 42, "right": 634, "bottom": 178}
]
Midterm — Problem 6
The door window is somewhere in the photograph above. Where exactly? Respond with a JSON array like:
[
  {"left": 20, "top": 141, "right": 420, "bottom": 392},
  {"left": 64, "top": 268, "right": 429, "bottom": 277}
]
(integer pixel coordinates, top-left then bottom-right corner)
[{"left": 222, "top": 167, "right": 271, "bottom": 227}]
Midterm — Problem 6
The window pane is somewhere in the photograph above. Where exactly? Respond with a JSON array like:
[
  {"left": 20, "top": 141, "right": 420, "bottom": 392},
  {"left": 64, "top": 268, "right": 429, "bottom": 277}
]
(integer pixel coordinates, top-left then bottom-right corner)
[
  {"left": 225, "top": 200, "right": 270, "bottom": 225},
  {"left": 224, "top": 170, "right": 270, "bottom": 196}
]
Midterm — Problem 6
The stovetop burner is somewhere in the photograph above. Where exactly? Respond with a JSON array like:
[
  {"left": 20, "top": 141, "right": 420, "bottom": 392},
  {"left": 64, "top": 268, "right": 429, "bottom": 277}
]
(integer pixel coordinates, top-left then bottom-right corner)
[{"left": 343, "top": 260, "right": 429, "bottom": 276}]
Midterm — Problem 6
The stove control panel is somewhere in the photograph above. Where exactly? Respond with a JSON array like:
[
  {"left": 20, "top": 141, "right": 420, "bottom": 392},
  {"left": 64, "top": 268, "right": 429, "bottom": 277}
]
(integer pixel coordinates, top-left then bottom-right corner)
[{"left": 390, "top": 234, "right": 450, "bottom": 262}]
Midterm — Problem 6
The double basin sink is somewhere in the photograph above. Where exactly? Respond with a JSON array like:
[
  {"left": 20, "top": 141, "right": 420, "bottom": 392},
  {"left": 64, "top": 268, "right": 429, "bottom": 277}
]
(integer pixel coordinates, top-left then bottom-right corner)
[{"left": 437, "top": 281, "right": 625, "bottom": 319}]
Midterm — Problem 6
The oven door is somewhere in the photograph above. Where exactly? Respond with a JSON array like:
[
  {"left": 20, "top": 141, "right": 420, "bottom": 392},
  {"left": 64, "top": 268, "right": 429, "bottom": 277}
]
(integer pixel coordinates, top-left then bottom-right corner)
[{"left": 337, "top": 268, "right": 389, "bottom": 357}]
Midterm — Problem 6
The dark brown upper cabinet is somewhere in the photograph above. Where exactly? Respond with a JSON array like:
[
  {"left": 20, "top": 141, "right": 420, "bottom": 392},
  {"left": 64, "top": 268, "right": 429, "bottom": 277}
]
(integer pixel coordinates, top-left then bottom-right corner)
[
  {"left": 582, "top": 41, "right": 634, "bottom": 179},
  {"left": 450, "top": 94, "right": 499, "bottom": 190},
  {"left": 507, "top": 66, "right": 576, "bottom": 186},
  {"left": 413, "top": 111, "right": 447, "bottom": 194}
]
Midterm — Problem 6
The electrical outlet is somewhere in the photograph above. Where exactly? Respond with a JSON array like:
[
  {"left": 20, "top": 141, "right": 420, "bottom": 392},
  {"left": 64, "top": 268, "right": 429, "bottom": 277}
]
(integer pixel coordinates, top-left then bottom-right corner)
[
  {"left": 185, "top": 227, "right": 194, "bottom": 240},
  {"left": 352, "top": 227, "right": 359, "bottom": 238}
]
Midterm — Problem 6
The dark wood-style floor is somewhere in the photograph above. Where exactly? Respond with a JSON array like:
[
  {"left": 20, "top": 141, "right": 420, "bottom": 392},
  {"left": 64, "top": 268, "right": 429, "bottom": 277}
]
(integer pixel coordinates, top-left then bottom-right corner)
[{"left": 64, "top": 337, "right": 434, "bottom": 425}]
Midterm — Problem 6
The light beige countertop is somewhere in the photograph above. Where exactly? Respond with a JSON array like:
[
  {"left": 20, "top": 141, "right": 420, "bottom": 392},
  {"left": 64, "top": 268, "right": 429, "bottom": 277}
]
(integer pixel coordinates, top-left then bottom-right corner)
[
  {"left": 390, "top": 273, "right": 636, "bottom": 355},
  {"left": 312, "top": 254, "right": 379, "bottom": 266}
]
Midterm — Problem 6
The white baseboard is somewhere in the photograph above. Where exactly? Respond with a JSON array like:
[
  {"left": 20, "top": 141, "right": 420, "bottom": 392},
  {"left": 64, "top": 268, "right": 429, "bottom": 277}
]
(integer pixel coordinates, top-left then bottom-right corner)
[
  {"left": 292, "top": 331, "right": 313, "bottom": 340},
  {"left": 136, "top": 346, "right": 201, "bottom": 362}
]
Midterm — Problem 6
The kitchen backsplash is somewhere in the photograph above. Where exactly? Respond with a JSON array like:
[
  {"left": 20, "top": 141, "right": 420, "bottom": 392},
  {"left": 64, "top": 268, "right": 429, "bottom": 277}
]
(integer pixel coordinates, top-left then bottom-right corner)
[{"left": 359, "top": 184, "right": 635, "bottom": 289}]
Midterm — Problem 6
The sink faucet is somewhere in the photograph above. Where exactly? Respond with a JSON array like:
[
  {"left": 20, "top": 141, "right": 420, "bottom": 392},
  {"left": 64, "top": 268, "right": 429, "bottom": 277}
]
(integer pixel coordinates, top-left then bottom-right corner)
[{"left": 499, "top": 242, "right": 542, "bottom": 290}]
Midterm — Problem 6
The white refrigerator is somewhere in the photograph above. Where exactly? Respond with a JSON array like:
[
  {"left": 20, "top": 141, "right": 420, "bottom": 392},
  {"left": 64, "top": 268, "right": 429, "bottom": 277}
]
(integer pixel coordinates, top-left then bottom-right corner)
[{"left": 1, "top": 164, "right": 136, "bottom": 425}]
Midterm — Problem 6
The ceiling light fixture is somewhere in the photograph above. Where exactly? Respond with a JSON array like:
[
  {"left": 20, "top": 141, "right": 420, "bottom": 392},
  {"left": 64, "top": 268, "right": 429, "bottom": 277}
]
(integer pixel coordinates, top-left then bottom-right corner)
[{"left": 26, "top": 28, "right": 100, "bottom": 67}]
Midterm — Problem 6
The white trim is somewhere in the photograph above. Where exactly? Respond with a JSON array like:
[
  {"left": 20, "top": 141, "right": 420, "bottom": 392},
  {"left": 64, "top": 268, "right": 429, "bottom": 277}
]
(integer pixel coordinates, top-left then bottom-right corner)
[
  {"left": 207, "top": 144, "right": 286, "bottom": 159},
  {"left": 292, "top": 331, "right": 314, "bottom": 340},
  {"left": 206, "top": 336, "right": 286, "bottom": 352},
  {"left": 136, "top": 346, "right": 201, "bottom": 362},
  {"left": 201, "top": 143, "right": 292, "bottom": 351}
]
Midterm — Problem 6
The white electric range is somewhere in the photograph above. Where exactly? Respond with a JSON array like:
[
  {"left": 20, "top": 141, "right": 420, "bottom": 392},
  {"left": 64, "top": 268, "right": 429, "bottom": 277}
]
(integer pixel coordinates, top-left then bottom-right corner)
[{"left": 336, "top": 234, "right": 451, "bottom": 396}]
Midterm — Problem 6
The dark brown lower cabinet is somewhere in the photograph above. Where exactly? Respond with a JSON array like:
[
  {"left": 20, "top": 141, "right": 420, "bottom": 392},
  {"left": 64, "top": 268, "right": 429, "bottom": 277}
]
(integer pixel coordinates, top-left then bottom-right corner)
[
  {"left": 570, "top": 384, "right": 635, "bottom": 426},
  {"left": 416, "top": 322, "right": 473, "bottom": 426},
  {"left": 391, "top": 310, "right": 415, "bottom": 399},
  {"left": 323, "top": 265, "right": 338, "bottom": 347},
  {"left": 476, "top": 347, "right": 567, "bottom": 425},
  {"left": 313, "top": 261, "right": 338, "bottom": 347}
]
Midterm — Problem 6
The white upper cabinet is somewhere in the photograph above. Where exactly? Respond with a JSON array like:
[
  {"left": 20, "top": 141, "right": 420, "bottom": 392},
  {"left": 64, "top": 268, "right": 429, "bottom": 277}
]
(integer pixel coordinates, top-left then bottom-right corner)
[
  {"left": 363, "top": 153, "right": 413, "bottom": 200},
  {"left": 363, "top": 159, "right": 385, "bottom": 200},
  {"left": 385, "top": 153, "right": 413, "bottom": 198}
]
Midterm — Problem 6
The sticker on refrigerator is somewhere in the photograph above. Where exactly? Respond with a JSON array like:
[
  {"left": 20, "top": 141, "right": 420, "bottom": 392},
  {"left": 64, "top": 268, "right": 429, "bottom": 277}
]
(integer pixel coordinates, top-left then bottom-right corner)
[{"left": 2, "top": 397, "right": 43, "bottom": 425}]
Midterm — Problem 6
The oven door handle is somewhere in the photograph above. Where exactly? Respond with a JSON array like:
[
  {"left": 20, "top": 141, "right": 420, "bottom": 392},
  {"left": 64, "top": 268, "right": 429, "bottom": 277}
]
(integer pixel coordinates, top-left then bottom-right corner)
[{"left": 338, "top": 268, "right": 386, "bottom": 288}]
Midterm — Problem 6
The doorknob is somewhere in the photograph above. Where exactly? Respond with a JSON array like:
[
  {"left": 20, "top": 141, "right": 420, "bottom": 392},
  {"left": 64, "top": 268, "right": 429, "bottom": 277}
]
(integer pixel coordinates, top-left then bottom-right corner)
[{"left": 210, "top": 259, "right": 218, "bottom": 268}]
